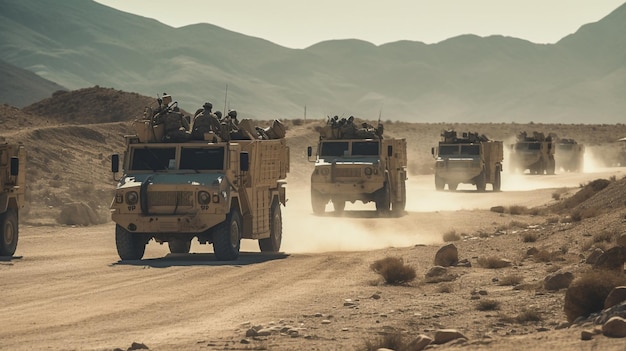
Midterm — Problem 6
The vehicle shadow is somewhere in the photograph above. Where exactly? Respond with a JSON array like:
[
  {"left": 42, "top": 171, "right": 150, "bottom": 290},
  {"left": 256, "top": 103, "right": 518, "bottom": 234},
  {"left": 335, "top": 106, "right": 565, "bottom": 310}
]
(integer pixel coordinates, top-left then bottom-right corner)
[
  {"left": 0, "top": 255, "right": 23, "bottom": 262},
  {"left": 316, "top": 210, "right": 406, "bottom": 219},
  {"left": 111, "top": 251, "right": 290, "bottom": 268}
]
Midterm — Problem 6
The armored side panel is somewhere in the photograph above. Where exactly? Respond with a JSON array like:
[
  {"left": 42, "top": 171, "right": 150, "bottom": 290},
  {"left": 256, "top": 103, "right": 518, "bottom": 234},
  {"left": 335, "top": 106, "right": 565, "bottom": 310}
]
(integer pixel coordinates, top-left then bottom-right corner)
[{"left": 0, "top": 144, "right": 25, "bottom": 213}]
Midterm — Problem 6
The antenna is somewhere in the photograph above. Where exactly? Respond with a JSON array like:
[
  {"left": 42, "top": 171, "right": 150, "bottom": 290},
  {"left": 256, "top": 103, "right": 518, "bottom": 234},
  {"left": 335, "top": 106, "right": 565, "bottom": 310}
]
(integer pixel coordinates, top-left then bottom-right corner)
[
  {"left": 378, "top": 107, "right": 382, "bottom": 125},
  {"left": 223, "top": 84, "right": 228, "bottom": 113}
]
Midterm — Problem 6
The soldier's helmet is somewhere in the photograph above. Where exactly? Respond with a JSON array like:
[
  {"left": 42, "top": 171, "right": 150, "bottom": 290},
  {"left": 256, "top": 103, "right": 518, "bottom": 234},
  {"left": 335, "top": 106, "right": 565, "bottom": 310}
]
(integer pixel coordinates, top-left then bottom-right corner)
[
  {"left": 228, "top": 109, "right": 237, "bottom": 118},
  {"left": 162, "top": 93, "right": 172, "bottom": 106},
  {"left": 215, "top": 111, "right": 223, "bottom": 119},
  {"left": 203, "top": 102, "right": 213, "bottom": 111}
]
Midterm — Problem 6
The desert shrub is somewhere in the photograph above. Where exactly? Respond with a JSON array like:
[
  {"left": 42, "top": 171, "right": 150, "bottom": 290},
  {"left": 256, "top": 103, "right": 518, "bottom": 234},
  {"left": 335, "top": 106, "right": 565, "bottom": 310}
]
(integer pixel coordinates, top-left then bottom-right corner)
[
  {"left": 564, "top": 270, "right": 626, "bottom": 322},
  {"left": 570, "top": 207, "right": 601, "bottom": 222},
  {"left": 476, "top": 299, "right": 500, "bottom": 311},
  {"left": 532, "top": 249, "right": 563, "bottom": 263},
  {"left": 508, "top": 220, "right": 528, "bottom": 229},
  {"left": 498, "top": 274, "right": 524, "bottom": 286},
  {"left": 477, "top": 256, "right": 511, "bottom": 269},
  {"left": 370, "top": 257, "right": 416, "bottom": 285},
  {"left": 291, "top": 118, "right": 304, "bottom": 126},
  {"left": 49, "top": 179, "right": 63, "bottom": 188},
  {"left": 522, "top": 232, "right": 538, "bottom": 243},
  {"left": 363, "top": 331, "right": 405, "bottom": 351},
  {"left": 545, "top": 216, "right": 560, "bottom": 224},
  {"left": 515, "top": 309, "right": 543, "bottom": 323},
  {"left": 508, "top": 205, "right": 528, "bottom": 215},
  {"left": 593, "top": 230, "right": 615, "bottom": 243},
  {"left": 436, "top": 283, "right": 453, "bottom": 293},
  {"left": 442, "top": 229, "right": 461, "bottom": 242}
]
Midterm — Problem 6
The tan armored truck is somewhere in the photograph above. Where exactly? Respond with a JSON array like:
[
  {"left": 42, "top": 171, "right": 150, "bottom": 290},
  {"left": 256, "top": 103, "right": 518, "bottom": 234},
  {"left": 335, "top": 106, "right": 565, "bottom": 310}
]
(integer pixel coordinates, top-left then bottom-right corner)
[
  {"left": 555, "top": 138, "right": 584, "bottom": 172},
  {"left": 307, "top": 117, "right": 407, "bottom": 215},
  {"left": 110, "top": 100, "right": 289, "bottom": 261},
  {"left": 0, "top": 142, "right": 25, "bottom": 257},
  {"left": 509, "top": 131, "right": 556, "bottom": 175},
  {"left": 431, "top": 131, "right": 503, "bottom": 192}
]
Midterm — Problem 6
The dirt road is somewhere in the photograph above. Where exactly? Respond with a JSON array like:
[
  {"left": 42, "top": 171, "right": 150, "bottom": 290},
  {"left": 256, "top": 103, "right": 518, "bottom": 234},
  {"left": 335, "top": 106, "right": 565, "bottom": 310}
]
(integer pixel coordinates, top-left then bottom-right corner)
[{"left": 1, "top": 167, "right": 624, "bottom": 350}]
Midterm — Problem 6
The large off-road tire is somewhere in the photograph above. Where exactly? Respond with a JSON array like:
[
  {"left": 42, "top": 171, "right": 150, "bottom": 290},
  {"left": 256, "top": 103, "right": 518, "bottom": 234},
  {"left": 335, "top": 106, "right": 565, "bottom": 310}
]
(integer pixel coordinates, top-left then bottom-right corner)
[
  {"left": 311, "top": 189, "right": 326, "bottom": 215},
  {"left": 259, "top": 201, "right": 282, "bottom": 252},
  {"left": 332, "top": 199, "right": 345, "bottom": 213},
  {"left": 493, "top": 166, "right": 502, "bottom": 192},
  {"left": 212, "top": 210, "right": 242, "bottom": 261},
  {"left": 392, "top": 179, "right": 406, "bottom": 215},
  {"left": 168, "top": 239, "right": 191, "bottom": 254},
  {"left": 375, "top": 183, "right": 391, "bottom": 214},
  {"left": 434, "top": 175, "right": 445, "bottom": 191},
  {"left": 0, "top": 209, "right": 18, "bottom": 257},
  {"left": 448, "top": 183, "right": 458, "bottom": 191},
  {"left": 115, "top": 225, "right": 147, "bottom": 261},
  {"left": 476, "top": 171, "right": 486, "bottom": 192}
]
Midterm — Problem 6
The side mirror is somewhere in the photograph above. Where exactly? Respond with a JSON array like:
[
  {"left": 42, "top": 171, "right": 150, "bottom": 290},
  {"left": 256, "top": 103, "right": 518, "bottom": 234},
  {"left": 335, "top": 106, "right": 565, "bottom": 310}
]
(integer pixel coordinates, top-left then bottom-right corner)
[
  {"left": 10, "top": 157, "right": 19, "bottom": 176},
  {"left": 307, "top": 146, "right": 312, "bottom": 158},
  {"left": 240, "top": 152, "right": 249, "bottom": 172},
  {"left": 387, "top": 145, "right": 393, "bottom": 157},
  {"left": 431, "top": 147, "right": 435, "bottom": 156},
  {"left": 111, "top": 154, "right": 120, "bottom": 173}
]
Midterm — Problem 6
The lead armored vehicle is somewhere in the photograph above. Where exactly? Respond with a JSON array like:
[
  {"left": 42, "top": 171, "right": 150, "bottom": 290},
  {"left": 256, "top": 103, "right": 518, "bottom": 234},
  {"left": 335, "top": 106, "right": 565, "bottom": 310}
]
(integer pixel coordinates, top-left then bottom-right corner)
[{"left": 0, "top": 141, "right": 25, "bottom": 256}]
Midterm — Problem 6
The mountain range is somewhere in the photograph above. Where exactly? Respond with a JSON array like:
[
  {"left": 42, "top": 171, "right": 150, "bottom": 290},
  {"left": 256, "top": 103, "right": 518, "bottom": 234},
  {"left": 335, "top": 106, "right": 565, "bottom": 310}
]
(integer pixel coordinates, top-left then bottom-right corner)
[{"left": 0, "top": 0, "right": 625, "bottom": 123}]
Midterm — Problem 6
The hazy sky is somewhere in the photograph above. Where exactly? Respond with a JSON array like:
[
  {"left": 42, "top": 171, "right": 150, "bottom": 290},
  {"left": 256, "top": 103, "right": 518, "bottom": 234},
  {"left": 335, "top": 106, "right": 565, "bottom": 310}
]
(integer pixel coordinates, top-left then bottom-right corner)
[{"left": 95, "top": 1, "right": 624, "bottom": 48}]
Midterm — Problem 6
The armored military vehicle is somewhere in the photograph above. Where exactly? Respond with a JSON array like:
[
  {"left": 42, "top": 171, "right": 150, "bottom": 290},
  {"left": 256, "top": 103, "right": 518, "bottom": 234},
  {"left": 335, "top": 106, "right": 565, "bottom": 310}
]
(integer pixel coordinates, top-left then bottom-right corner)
[
  {"left": 555, "top": 138, "right": 584, "bottom": 172},
  {"left": 431, "top": 130, "right": 503, "bottom": 192},
  {"left": 509, "top": 131, "right": 556, "bottom": 175},
  {"left": 0, "top": 142, "right": 25, "bottom": 256},
  {"left": 110, "top": 99, "right": 289, "bottom": 261},
  {"left": 307, "top": 116, "right": 407, "bottom": 215}
]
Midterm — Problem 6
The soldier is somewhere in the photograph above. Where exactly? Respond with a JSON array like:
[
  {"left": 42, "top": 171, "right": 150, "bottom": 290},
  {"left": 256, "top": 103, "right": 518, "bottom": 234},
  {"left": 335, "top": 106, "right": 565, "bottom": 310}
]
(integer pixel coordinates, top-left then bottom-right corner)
[
  {"left": 340, "top": 115, "right": 357, "bottom": 139},
  {"left": 191, "top": 102, "right": 221, "bottom": 140}
]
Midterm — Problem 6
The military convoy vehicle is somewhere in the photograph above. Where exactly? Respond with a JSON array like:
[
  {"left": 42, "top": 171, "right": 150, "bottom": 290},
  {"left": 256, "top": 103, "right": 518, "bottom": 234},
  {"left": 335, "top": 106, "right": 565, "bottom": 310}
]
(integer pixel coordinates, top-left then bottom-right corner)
[
  {"left": 111, "top": 97, "right": 289, "bottom": 261},
  {"left": 307, "top": 116, "right": 407, "bottom": 215},
  {"left": 556, "top": 138, "right": 584, "bottom": 172},
  {"left": 0, "top": 142, "right": 25, "bottom": 257},
  {"left": 431, "top": 131, "right": 503, "bottom": 192},
  {"left": 509, "top": 131, "right": 556, "bottom": 175}
]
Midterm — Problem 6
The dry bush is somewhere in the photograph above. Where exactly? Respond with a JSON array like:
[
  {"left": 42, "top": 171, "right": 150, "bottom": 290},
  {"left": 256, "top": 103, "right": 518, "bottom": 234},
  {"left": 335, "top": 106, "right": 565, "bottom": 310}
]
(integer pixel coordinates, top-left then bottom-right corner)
[
  {"left": 516, "top": 309, "right": 543, "bottom": 323},
  {"left": 498, "top": 274, "right": 524, "bottom": 286},
  {"left": 522, "top": 232, "right": 538, "bottom": 243},
  {"left": 593, "top": 230, "right": 616, "bottom": 243},
  {"left": 564, "top": 270, "right": 626, "bottom": 322},
  {"left": 436, "top": 283, "right": 453, "bottom": 293},
  {"left": 370, "top": 257, "right": 416, "bottom": 285},
  {"left": 477, "top": 256, "right": 511, "bottom": 269},
  {"left": 570, "top": 207, "right": 601, "bottom": 222},
  {"left": 545, "top": 216, "right": 560, "bottom": 224},
  {"left": 552, "top": 187, "right": 569, "bottom": 201},
  {"left": 508, "top": 220, "right": 528, "bottom": 229},
  {"left": 508, "top": 205, "right": 529, "bottom": 215},
  {"left": 442, "top": 229, "right": 461, "bottom": 242},
  {"left": 363, "top": 331, "right": 405, "bottom": 351},
  {"left": 532, "top": 249, "right": 564, "bottom": 263},
  {"left": 476, "top": 299, "right": 501, "bottom": 311}
]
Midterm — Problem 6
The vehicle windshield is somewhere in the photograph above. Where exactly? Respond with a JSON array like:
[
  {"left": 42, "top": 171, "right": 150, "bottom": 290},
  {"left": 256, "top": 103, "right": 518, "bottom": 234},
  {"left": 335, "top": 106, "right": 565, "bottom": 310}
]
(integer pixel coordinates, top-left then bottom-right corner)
[
  {"left": 438, "top": 145, "right": 458, "bottom": 156},
  {"left": 320, "top": 142, "right": 349, "bottom": 157},
  {"left": 180, "top": 147, "right": 225, "bottom": 170},
  {"left": 516, "top": 143, "right": 540, "bottom": 151},
  {"left": 130, "top": 147, "right": 176, "bottom": 171},
  {"left": 460, "top": 144, "right": 480, "bottom": 156},
  {"left": 352, "top": 141, "right": 379, "bottom": 156}
]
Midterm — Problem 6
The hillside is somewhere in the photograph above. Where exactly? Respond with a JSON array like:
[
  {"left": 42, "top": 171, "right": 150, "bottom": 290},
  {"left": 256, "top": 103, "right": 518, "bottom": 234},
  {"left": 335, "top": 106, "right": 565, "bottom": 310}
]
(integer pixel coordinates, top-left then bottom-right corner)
[
  {"left": 0, "top": 0, "right": 625, "bottom": 123},
  {"left": 0, "top": 59, "right": 66, "bottom": 108}
]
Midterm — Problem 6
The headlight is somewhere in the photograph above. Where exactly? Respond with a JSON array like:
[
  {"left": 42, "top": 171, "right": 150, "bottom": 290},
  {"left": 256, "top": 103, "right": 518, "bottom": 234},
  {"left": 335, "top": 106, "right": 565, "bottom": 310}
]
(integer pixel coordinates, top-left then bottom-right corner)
[
  {"left": 198, "top": 191, "right": 211, "bottom": 205},
  {"left": 125, "top": 191, "right": 138, "bottom": 205},
  {"left": 364, "top": 167, "right": 373, "bottom": 176}
]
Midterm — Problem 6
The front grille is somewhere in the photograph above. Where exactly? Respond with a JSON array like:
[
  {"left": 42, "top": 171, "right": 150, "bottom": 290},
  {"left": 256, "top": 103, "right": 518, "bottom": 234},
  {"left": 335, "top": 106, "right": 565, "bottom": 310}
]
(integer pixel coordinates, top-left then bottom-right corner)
[
  {"left": 147, "top": 191, "right": 194, "bottom": 207},
  {"left": 334, "top": 168, "right": 361, "bottom": 177}
]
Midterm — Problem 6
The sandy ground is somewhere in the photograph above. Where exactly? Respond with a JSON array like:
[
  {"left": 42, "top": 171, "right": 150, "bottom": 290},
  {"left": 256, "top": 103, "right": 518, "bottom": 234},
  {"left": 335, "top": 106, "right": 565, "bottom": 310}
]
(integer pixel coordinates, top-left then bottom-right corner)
[{"left": 1, "top": 167, "right": 626, "bottom": 350}]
